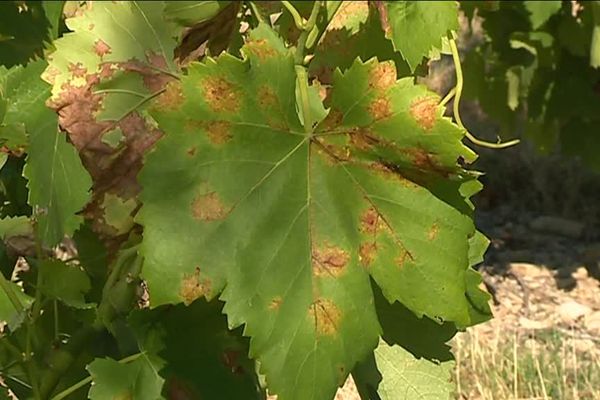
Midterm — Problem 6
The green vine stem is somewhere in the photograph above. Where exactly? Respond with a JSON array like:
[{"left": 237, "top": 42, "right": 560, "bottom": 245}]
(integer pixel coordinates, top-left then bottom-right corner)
[
  {"left": 281, "top": 1, "right": 305, "bottom": 30},
  {"left": 49, "top": 352, "right": 144, "bottom": 400},
  {"left": 449, "top": 38, "right": 520, "bottom": 149}
]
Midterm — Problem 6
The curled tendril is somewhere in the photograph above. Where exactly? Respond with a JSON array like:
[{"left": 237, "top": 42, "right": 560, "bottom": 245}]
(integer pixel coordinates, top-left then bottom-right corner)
[{"left": 448, "top": 38, "right": 520, "bottom": 149}]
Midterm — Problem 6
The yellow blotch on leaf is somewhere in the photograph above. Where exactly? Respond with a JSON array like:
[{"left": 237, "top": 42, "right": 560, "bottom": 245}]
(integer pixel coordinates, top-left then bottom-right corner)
[
  {"left": 191, "top": 192, "right": 229, "bottom": 221},
  {"left": 369, "top": 62, "right": 396, "bottom": 92},
  {"left": 201, "top": 76, "right": 240, "bottom": 113},
  {"left": 180, "top": 267, "right": 212, "bottom": 305},
  {"left": 409, "top": 97, "right": 438, "bottom": 130},
  {"left": 312, "top": 245, "right": 350, "bottom": 277},
  {"left": 204, "top": 120, "right": 232, "bottom": 145},
  {"left": 308, "top": 298, "right": 342, "bottom": 337}
]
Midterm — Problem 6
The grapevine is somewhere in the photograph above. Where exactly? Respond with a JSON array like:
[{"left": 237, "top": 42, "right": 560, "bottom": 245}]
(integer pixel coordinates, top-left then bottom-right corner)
[{"left": 0, "top": 1, "right": 595, "bottom": 399}]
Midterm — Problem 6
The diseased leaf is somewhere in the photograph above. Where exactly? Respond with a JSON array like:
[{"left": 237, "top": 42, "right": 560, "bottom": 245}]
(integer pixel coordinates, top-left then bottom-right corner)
[
  {"left": 0, "top": 60, "right": 92, "bottom": 245},
  {"left": 380, "top": 1, "right": 458, "bottom": 71},
  {"left": 140, "top": 23, "right": 483, "bottom": 400},
  {"left": 310, "top": 2, "right": 411, "bottom": 84},
  {"left": 42, "top": 1, "right": 178, "bottom": 241},
  {"left": 38, "top": 259, "right": 92, "bottom": 308},
  {"left": 87, "top": 356, "right": 164, "bottom": 400}
]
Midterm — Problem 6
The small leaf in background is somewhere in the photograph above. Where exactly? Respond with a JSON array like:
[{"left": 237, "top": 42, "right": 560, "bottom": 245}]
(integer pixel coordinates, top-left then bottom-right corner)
[
  {"left": 164, "top": 1, "right": 231, "bottom": 27},
  {"left": 380, "top": 1, "right": 458, "bottom": 71},
  {"left": 0, "top": 216, "right": 31, "bottom": 240},
  {"left": 524, "top": 0, "right": 563, "bottom": 30},
  {"left": 0, "top": 277, "right": 33, "bottom": 331},
  {"left": 38, "top": 259, "right": 92, "bottom": 308},
  {"left": 130, "top": 300, "right": 263, "bottom": 400},
  {"left": 0, "top": 1, "right": 50, "bottom": 67},
  {"left": 87, "top": 356, "right": 164, "bottom": 400},
  {"left": 354, "top": 338, "right": 455, "bottom": 400},
  {"left": 41, "top": 1, "right": 66, "bottom": 40}
]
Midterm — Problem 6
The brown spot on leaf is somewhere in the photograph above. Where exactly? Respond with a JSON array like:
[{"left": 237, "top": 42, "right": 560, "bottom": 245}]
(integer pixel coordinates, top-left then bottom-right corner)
[
  {"left": 359, "top": 242, "right": 377, "bottom": 267},
  {"left": 186, "top": 147, "right": 197, "bottom": 157},
  {"left": 94, "top": 39, "right": 111, "bottom": 57},
  {"left": 257, "top": 85, "right": 277, "bottom": 109},
  {"left": 166, "top": 377, "right": 200, "bottom": 400},
  {"left": 428, "top": 223, "right": 439, "bottom": 241},
  {"left": 320, "top": 108, "right": 344, "bottom": 130},
  {"left": 180, "top": 267, "right": 211, "bottom": 305},
  {"left": 312, "top": 245, "right": 350, "bottom": 277},
  {"left": 269, "top": 296, "right": 283, "bottom": 310},
  {"left": 155, "top": 81, "right": 184, "bottom": 111},
  {"left": 202, "top": 76, "right": 240, "bottom": 113},
  {"left": 369, "top": 62, "right": 396, "bottom": 92},
  {"left": 396, "top": 249, "right": 409, "bottom": 269},
  {"left": 368, "top": 97, "right": 392, "bottom": 120},
  {"left": 402, "top": 148, "right": 448, "bottom": 176},
  {"left": 244, "top": 39, "right": 276, "bottom": 61},
  {"left": 349, "top": 128, "right": 380, "bottom": 151},
  {"left": 191, "top": 192, "right": 229, "bottom": 221},
  {"left": 309, "top": 298, "right": 341, "bottom": 337},
  {"left": 68, "top": 62, "right": 87, "bottom": 78},
  {"left": 88, "top": 23, "right": 94, "bottom": 30},
  {"left": 360, "top": 207, "right": 380, "bottom": 234},
  {"left": 204, "top": 120, "right": 232, "bottom": 145},
  {"left": 410, "top": 97, "right": 438, "bottom": 130}
]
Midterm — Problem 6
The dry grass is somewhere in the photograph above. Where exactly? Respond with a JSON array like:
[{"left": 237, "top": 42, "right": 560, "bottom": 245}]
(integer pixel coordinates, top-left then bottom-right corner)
[{"left": 454, "top": 326, "right": 600, "bottom": 400}]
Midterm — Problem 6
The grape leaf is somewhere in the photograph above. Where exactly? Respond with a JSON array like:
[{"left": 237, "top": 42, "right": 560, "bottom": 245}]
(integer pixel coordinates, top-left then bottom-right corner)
[
  {"left": 524, "top": 0, "right": 562, "bottom": 30},
  {"left": 130, "top": 300, "right": 264, "bottom": 400},
  {"left": 42, "top": 1, "right": 178, "bottom": 240},
  {"left": 87, "top": 356, "right": 164, "bottom": 400},
  {"left": 309, "top": 2, "right": 410, "bottom": 85},
  {"left": 380, "top": 1, "right": 458, "bottom": 71},
  {"left": 0, "top": 1, "right": 50, "bottom": 67},
  {"left": 0, "top": 60, "right": 92, "bottom": 245},
  {"left": 140, "top": 23, "right": 482, "bottom": 400},
  {"left": 0, "top": 277, "right": 33, "bottom": 331},
  {"left": 354, "top": 338, "right": 454, "bottom": 400},
  {"left": 38, "top": 259, "right": 92, "bottom": 308},
  {"left": 164, "top": 1, "right": 231, "bottom": 27}
]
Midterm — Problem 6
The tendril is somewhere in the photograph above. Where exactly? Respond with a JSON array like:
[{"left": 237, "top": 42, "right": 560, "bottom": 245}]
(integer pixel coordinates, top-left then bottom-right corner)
[{"left": 449, "top": 38, "right": 520, "bottom": 149}]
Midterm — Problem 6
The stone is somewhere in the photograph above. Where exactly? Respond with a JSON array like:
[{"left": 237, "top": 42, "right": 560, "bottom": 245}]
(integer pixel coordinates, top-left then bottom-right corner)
[{"left": 557, "top": 300, "right": 592, "bottom": 324}]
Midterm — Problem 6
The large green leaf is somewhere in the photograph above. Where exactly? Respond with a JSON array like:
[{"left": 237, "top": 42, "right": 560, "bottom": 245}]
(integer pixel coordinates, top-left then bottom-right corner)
[
  {"left": 381, "top": 1, "right": 458, "bottom": 71},
  {"left": 140, "top": 23, "right": 481, "bottom": 400}
]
